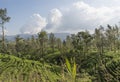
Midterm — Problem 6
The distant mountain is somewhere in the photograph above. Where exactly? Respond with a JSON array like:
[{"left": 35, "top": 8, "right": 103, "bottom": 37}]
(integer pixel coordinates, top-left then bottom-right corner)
[
  {"left": 5, "top": 33, "right": 70, "bottom": 41},
  {"left": 51, "top": 33, "right": 70, "bottom": 40}
]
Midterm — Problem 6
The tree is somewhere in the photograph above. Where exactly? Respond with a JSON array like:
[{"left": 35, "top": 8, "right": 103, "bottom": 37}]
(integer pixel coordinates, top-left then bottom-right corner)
[
  {"left": 66, "top": 35, "right": 73, "bottom": 50},
  {"left": 105, "top": 25, "right": 120, "bottom": 52},
  {"left": 114, "top": 25, "right": 120, "bottom": 51},
  {"left": 49, "top": 33, "right": 56, "bottom": 52},
  {"left": 78, "top": 31, "right": 92, "bottom": 55},
  {"left": 0, "top": 8, "right": 10, "bottom": 50},
  {"left": 56, "top": 38, "right": 62, "bottom": 50},
  {"left": 93, "top": 27, "right": 113, "bottom": 82},
  {"left": 71, "top": 31, "right": 92, "bottom": 55},
  {"left": 94, "top": 27, "right": 105, "bottom": 54},
  {"left": 38, "top": 31, "right": 48, "bottom": 57},
  {"left": 15, "top": 35, "right": 24, "bottom": 57}
]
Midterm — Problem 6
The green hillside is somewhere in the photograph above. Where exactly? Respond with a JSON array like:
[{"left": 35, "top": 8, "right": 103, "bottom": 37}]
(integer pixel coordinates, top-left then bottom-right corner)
[
  {"left": 0, "top": 54, "right": 94, "bottom": 82},
  {"left": 0, "top": 54, "right": 60, "bottom": 82}
]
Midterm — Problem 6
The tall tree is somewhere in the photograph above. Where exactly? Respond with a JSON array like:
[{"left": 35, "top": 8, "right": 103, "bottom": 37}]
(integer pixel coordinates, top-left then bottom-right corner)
[
  {"left": 0, "top": 8, "right": 10, "bottom": 49},
  {"left": 56, "top": 38, "right": 62, "bottom": 50},
  {"left": 114, "top": 25, "right": 120, "bottom": 51},
  {"left": 78, "top": 31, "right": 92, "bottom": 55},
  {"left": 49, "top": 33, "right": 56, "bottom": 52},
  {"left": 15, "top": 35, "right": 24, "bottom": 57},
  {"left": 38, "top": 31, "right": 48, "bottom": 57},
  {"left": 105, "top": 25, "right": 119, "bottom": 52},
  {"left": 94, "top": 26, "right": 105, "bottom": 54},
  {"left": 71, "top": 31, "right": 92, "bottom": 63},
  {"left": 66, "top": 35, "right": 73, "bottom": 50},
  {"left": 93, "top": 27, "right": 113, "bottom": 82}
]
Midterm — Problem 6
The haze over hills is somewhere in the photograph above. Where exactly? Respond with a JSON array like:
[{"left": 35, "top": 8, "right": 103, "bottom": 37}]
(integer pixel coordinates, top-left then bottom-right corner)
[{"left": 4, "top": 33, "right": 70, "bottom": 41}]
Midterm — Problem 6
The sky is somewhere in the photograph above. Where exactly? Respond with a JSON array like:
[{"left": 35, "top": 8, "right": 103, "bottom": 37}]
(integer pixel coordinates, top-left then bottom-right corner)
[{"left": 0, "top": 0, "right": 120, "bottom": 35}]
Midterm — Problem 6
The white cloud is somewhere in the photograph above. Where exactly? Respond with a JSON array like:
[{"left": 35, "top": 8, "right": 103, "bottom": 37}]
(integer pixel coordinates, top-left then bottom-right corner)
[
  {"left": 45, "top": 1, "right": 120, "bottom": 33},
  {"left": 20, "top": 14, "right": 47, "bottom": 34},
  {"left": 44, "top": 8, "right": 62, "bottom": 33},
  {"left": 20, "top": 1, "right": 120, "bottom": 34}
]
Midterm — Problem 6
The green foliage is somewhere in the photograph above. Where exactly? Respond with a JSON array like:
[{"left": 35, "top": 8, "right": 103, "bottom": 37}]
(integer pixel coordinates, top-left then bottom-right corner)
[
  {"left": 0, "top": 54, "right": 60, "bottom": 82},
  {"left": 65, "top": 58, "right": 76, "bottom": 82}
]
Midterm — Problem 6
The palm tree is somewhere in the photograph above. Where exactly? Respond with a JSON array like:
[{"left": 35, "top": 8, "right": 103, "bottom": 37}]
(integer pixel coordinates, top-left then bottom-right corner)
[{"left": 0, "top": 8, "right": 10, "bottom": 49}]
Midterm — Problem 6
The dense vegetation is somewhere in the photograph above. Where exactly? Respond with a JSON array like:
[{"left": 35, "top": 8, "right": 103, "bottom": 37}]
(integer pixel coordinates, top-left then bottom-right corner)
[{"left": 0, "top": 8, "right": 120, "bottom": 82}]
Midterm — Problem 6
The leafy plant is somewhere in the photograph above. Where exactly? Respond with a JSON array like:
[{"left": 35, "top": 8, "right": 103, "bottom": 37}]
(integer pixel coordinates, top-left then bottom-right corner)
[{"left": 65, "top": 58, "right": 77, "bottom": 82}]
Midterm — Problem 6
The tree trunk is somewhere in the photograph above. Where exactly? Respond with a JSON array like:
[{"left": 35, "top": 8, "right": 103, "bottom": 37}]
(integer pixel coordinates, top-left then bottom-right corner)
[{"left": 2, "top": 23, "right": 5, "bottom": 50}]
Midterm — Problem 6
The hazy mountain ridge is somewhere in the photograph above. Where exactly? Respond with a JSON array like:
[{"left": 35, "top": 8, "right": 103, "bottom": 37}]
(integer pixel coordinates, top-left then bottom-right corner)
[{"left": 5, "top": 33, "right": 70, "bottom": 41}]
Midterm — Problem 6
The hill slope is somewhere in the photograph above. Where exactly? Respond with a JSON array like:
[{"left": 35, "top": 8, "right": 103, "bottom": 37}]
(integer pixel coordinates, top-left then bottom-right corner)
[{"left": 0, "top": 54, "right": 60, "bottom": 82}]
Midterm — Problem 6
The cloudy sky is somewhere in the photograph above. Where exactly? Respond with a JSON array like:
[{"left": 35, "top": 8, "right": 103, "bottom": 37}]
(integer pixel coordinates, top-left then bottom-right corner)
[{"left": 0, "top": 0, "right": 120, "bottom": 35}]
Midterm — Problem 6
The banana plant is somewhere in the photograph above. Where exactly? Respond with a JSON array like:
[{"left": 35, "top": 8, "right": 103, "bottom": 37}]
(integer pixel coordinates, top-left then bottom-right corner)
[{"left": 65, "top": 58, "right": 77, "bottom": 82}]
